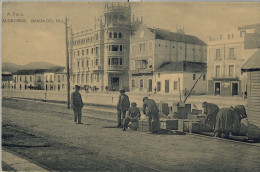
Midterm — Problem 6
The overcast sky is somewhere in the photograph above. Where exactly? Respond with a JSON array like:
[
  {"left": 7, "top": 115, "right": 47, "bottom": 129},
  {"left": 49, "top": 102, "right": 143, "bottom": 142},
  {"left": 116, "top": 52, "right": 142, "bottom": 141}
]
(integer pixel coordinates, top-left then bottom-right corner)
[{"left": 2, "top": 2, "right": 260, "bottom": 66}]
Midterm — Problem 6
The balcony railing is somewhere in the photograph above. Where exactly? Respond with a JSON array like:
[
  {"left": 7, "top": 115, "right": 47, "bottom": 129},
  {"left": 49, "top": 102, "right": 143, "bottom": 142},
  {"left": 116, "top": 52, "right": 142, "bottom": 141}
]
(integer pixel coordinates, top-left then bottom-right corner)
[
  {"left": 130, "top": 68, "right": 153, "bottom": 74},
  {"left": 107, "top": 51, "right": 123, "bottom": 56},
  {"left": 106, "top": 65, "right": 125, "bottom": 71}
]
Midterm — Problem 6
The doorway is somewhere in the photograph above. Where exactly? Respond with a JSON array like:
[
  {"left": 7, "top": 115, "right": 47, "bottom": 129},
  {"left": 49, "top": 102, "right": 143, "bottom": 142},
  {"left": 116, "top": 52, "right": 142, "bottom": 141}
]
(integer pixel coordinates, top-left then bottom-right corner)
[
  {"left": 148, "top": 79, "right": 152, "bottom": 92},
  {"left": 165, "top": 80, "right": 169, "bottom": 93},
  {"left": 215, "top": 82, "right": 220, "bottom": 95},
  {"left": 111, "top": 77, "right": 119, "bottom": 91},
  {"left": 232, "top": 83, "right": 238, "bottom": 96}
]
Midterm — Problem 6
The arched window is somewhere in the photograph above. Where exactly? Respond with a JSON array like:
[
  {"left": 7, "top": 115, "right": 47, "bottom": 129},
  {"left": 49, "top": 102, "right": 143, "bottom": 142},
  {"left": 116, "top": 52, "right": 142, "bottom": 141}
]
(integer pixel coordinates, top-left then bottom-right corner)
[
  {"left": 119, "top": 32, "right": 122, "bottom": 38},
  {"left": 114, "top": 32, "right": 117, "bottom": 38},
  {"left": 109, "top": 32, "right": 112, "bottom": 38}
]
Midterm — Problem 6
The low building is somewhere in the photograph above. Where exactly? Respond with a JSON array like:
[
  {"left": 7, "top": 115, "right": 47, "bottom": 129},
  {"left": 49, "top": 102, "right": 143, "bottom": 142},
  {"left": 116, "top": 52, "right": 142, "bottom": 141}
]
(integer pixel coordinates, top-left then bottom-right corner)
[
  {"left": 13, "top": 69, "right": 46, "bottom": 90},
  {"left": 153, "top": 61, "right": 207, "bottom": 95},
  {"left": 241, "top": 49, "right": 260, "bottom": 127},
  {"left": 1, "top": 72, "right": 13, "bottom": 89}
]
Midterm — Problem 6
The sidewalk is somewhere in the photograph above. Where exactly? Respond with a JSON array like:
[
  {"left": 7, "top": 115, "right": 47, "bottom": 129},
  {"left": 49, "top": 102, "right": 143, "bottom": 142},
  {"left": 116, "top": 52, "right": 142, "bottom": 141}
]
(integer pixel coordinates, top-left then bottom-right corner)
[{"left": 2, "top": 149, "right": 48, "bottom": 171}]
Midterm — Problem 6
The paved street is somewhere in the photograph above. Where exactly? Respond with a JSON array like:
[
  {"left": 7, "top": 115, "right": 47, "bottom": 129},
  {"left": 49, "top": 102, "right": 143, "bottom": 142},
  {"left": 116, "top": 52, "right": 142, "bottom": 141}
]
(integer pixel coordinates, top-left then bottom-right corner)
[{"left": 2, "top": 98, "right": 260, "bottom": 171}]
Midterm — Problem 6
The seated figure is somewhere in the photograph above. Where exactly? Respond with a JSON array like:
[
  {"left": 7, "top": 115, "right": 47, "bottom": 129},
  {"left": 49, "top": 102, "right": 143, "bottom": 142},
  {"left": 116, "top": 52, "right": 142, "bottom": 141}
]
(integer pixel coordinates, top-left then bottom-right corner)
[{"left": 123, "top": 102, "right": 140, "bottom": 131}]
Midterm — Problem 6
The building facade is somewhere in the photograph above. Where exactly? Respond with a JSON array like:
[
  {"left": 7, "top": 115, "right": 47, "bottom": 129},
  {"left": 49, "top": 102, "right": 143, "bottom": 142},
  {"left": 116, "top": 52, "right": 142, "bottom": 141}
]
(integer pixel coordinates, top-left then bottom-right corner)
[
  {"left": 129, "top": 23, "right": 207, "bottom": 93},
  {"left": 69, "top": 2, "right": 131, "bottom": 91},
  {"left": 207, "top": 23, "right": 260, "bottom": 96}
]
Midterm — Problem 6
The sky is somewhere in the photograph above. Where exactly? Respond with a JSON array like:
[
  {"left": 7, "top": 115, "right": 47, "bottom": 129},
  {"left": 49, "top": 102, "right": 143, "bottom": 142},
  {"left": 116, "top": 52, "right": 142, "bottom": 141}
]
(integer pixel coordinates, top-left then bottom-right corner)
[{"left": 2, "top": 2, "right": 260, "bottom": 66}]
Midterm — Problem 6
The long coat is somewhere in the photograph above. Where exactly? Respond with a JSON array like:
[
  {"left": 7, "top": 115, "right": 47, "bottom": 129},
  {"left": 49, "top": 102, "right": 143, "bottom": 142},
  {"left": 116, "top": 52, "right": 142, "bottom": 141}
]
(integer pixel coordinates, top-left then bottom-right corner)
[
  {"left": 71, "top": 91, "right": 83, "bottom": 109},
  {"left": 117, "top": 94, "right": 130, "bottom": 111}
]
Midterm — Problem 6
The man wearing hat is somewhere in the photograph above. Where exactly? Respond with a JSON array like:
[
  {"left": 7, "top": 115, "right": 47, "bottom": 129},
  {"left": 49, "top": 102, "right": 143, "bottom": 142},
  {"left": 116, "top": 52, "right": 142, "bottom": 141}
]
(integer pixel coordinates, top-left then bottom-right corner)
[
  {"left": 143, "top": 97, "right": 160, "bottom": 133},
  {"left": 117, "top": 89, "right": 130, "bottom": 127},
  {"left": 71, "top": 85, "right": 84, "bottom": 124},
  {"left": 202, "top": 102, "right": 219, "bottom": 130},
  {"left": 123, "top": 102, "right": 140, "bottom": 131}
]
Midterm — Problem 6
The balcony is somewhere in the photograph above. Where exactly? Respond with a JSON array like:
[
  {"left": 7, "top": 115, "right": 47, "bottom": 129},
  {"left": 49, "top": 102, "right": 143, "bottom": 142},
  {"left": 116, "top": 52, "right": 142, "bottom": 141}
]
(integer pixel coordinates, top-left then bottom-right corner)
[
  {"left": 106, "top": 65, "right": 125, "bottom": 71},
  {"left": 108, "top": 51, "right": 123, "bottom": 56},
  {"left": 90, "top": 66, "right": 104, "bottom": 71},
  {"left": 130, "top": 68, "right": 153, "bottom": 74}
]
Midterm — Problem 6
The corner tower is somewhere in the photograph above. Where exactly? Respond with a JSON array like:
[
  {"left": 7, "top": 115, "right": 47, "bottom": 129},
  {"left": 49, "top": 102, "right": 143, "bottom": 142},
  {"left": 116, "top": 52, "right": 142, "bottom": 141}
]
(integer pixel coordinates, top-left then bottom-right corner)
[{"left": 103, "top": 2, "right": 131, "bottom": 91}]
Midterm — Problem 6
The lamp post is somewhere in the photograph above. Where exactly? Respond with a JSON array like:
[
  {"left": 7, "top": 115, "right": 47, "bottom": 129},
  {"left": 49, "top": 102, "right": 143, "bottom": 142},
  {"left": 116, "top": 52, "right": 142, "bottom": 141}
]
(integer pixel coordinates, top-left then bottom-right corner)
[{"left": 65, "top": 17, "right": 71, "bottom": 109}]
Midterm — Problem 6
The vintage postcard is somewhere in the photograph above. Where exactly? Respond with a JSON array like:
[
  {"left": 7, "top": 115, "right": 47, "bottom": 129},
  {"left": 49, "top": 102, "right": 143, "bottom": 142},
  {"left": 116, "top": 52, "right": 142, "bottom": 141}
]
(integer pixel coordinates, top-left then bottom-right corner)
[{"left": 1, "top": 1, "right": 260, "bottom": 171}]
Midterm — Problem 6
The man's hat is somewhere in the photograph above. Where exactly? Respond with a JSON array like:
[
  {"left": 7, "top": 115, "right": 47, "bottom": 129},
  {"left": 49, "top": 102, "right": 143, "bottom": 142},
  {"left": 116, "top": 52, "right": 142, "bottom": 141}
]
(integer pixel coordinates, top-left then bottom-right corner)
[
  {"left": 120, "top": 89, "right": 125, "bottom": 93},
  {"left": 75, "top": 85, "right": 80, "bottom": 89},
  {"left": 131, "top": 102, "right": 137, "bottom": 107},
  {"left": 143, "top": 97, "right": 148, "bottom": 102}
]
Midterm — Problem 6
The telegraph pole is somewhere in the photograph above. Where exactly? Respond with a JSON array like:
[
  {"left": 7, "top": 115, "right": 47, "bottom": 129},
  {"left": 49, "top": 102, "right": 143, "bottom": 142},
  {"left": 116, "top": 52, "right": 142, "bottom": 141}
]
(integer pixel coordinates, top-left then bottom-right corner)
[{"left": 65, "top": 16, "right": 70, "bottom": 109}]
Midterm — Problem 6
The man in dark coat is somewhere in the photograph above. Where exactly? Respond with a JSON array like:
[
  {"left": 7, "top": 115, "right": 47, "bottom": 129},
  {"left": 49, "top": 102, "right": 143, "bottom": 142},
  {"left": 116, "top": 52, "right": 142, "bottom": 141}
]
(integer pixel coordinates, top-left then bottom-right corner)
[
  {"left": 143, "top": 97, "right": 160, "bottom": 133},
  {"left": 202, "top": 102, "right": 219, "bottom": 131},
  {"left": 215, "top": 105, "right": 247, "bottom": 138},
  {"left": 123, "top": 102, "right": 140, "bottom": 131},
  {"left": 71, "top": 85, "right": 84, "bottom": 124},
  {"left": 117, "top": 90, "right": 130, "bottom": 127}
]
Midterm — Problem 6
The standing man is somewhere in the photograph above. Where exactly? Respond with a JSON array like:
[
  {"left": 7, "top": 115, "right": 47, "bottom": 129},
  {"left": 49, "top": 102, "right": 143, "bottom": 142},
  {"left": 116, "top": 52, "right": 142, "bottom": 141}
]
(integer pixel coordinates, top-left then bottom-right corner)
[
  {"left": 202, "top": 102, "right": 219, "bottom": 131},
  {"left": 143, "top": 97, "right": 160, "bottom": 133},
  {"left": 117, "top": 90, "right": 130, "bottom": 127},
  {"left": 71, "top": 85, "right": 84, "bottom": 124}
]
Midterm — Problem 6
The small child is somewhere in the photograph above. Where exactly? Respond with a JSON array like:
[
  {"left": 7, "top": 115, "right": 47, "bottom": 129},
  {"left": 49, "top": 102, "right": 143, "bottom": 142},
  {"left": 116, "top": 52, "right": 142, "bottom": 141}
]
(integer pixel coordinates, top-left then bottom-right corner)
[{"left": 123, "top": 102, "right": 140, "bottom": 131}]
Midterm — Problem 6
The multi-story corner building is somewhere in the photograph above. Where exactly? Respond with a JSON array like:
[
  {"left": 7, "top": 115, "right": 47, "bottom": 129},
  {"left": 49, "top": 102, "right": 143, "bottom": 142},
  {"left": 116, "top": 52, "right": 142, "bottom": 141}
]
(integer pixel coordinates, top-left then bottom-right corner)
[
  {"left": 44, "top": 67, "right": 66, "bottom": 91},
  {"left": 54, "top": 68, "right": 67, "bottom": 92},
  {"left": 207, "top": 23, "right": 260, "bottom": 96},
  {"left": 69, "top": 2, "right": 131, "bottom": 91},
  {"left": 13, "top": 69, "right": 46, "bottom": 90},
  {"left": 2, "top": 72, "right": 13, "bottom": 89},
  {"left": 129, "top": 23, "right": 207, "bottom": 93}
]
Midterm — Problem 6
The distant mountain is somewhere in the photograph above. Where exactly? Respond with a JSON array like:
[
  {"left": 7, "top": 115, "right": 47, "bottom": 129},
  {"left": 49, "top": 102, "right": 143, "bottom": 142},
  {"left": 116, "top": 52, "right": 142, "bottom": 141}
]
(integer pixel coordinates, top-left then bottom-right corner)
[
  {"left": 22, "top": 61, "right": 59, "bottom": 70},
  {"left": 2, "top": 61, "right": 62, "bottom": 73},
  {"left": 2, "top": 62, "right": 22, "bottom": 73}
]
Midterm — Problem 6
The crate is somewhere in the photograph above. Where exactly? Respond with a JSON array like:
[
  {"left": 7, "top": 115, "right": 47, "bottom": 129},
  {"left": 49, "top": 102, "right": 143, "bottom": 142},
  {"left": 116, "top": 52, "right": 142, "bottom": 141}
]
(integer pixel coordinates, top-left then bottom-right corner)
[
  {"left": 178, "top": 119, "right": 189, "bottom": 132},
  {"left": 160, "top": 119, "right": 178, "bottom": 130},
  {"left": 189, "top": 122, "right": 201, "bottom": 134},
  {"left": 138, "top": 120, "right": 148, "bottom": 132}
]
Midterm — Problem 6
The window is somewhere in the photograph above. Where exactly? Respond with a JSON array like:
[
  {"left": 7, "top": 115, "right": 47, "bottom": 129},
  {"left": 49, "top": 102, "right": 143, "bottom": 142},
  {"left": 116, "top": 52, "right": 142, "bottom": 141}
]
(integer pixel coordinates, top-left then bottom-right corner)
[
  {"left": 229, "top": 48, "right": 235, "bottom": 59},
  {"left": 158, "top": 73, "right": 160, "bottom": 78},
  {"left": 86, "top": 49, "right": 89, "bottom": 55},
  {"left": 91, "top": 73, "right": 93, "bottom": 83},
  {"left": 216, "top": 49, "right": 221, "bottom": 59},
  {"left": 78, "top": 50, "right": 80, "bottom": 56},
  {"left": 174, "top": 81, "right": 178, "bottom": 90},
  {"left": 77, "top": 74, "right": 80, "bottom": 83},
  {"left": 86, "top": 74, "right": 89, "bottom": 83},
  {"left": 119, "top": 32, "right": 122, "bottom": 38},
  {"left": 216, "top": 65, "right": 220, "bottom": 77},
  {"left": 140, "top": 79, "right": 143, "bottom": 88},
  {"left": 193, "top": 74, "right": 196, "bottom": 80},
  {"left": 95, "top": 59, "right": 99, "bottom": 66},
  {"left": 77, "top": 61, "right": 80, "bottom": 68},
  {"left": 81, "top": 74, "right": 84, "bottom": 83},
  {"left": 20, "top": 77, "right": 22, "bottom": 82},
  {"left": 91, "top": 48, "right": 94, "bottom": 54},
  {"left": 108, "top": 58, "right": 111, "bottom": 65},
  {"left": 96, "top": 47, "right": 99, "bottom": 55},
  {"left": 63, "top": 75, "right": 65, "bottom": 81},
  {"left": 228, "top": 34, "right": 230, "bottom": 39},
  {"left": 112, "top": 45, "right": 118, "bottom": 51},
  {"left": 149, "top": 42, "right": 152, "bottom": 51},
  {"left": 82, "top": 50, "right": 84, "bottom": 55},
  {"left": 132, "top": 79, "right": 135, "bottom": 87},
  {"left": 111, "top": 58, "right": 119, "bottom": 65},
  {"left": 203, "top": 75, "right": 206, "bottom": 81},
  {"left": 50, "top": 75, "right": 52, "bottom": 82},
  {"left": 229, "top": 65, "right": 234, "bottom": 77},
  {"left": 157, "top": 82, "right": 161, "bottom": 91},
  {"left": 58, "top": 75, "right": 61, "bottom": 82},
  {"left": 30, "top": 76, "right": 32, "bottom": 82},
  {"left": 86, "top": 60, "right": 89, "bottom": 67},
  {"left": 120, "top": 58, "right": 123, "bottom": 65},
  {"left": 114, "top": 32, "right": 117, "bottom": 38},
  {"left": 73, "top": 75, "right": 75, "bottom": 83},
  {"left": 109, "top": 32, "right": 112, "bottom": 38},
  {"left": 131, "top": 60, "right": 135, "bottom": 70},
  {"left": 97, "top": 73, "right": 99, "bottom": 82},
  {"left": 120, "top": 45, "right": 123, "bottom": 51},
  {"left": 139, "top": 43, "right": 145, "bottom": 52},
  {"left": 92, "top": 60, "right": 93, "bottom": 66},
  {"left": 82, "top": 61, "right": 84, "bottom": 68}
]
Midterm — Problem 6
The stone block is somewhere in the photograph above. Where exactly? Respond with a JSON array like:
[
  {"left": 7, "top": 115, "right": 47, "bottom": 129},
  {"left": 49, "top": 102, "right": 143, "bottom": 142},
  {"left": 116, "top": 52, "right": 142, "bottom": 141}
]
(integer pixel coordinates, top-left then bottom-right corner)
[{"left": 160, "top": 119, "right": 178, "bottom": 130}]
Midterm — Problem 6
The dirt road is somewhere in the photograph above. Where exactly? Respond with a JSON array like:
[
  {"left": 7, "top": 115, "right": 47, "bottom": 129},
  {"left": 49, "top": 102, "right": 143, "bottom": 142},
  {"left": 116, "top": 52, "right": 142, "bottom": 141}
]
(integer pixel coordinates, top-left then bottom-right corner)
[{"left": 2, "top": 98, "right": 260, "bottom": 171}]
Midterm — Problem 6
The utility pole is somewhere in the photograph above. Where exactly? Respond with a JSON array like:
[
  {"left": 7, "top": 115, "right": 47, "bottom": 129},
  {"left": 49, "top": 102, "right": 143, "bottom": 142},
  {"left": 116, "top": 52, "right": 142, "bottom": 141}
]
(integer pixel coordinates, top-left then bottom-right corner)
[{"left": 65, "top": 16, "right": 70, "bottom": 109}]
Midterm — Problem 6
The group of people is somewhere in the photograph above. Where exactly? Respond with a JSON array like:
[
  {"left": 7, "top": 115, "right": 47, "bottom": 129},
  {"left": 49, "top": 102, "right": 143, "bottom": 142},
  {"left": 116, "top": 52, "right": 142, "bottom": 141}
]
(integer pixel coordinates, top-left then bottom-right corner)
[
  {"left": 116, "top": 89, "right": 160, "bottom": 133},
  {"left": 202, "top": 102, "right": 247, "bottom": 138},
  {"left": 71, "top": 86, "right": 160, "bottom": 133}
]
